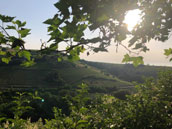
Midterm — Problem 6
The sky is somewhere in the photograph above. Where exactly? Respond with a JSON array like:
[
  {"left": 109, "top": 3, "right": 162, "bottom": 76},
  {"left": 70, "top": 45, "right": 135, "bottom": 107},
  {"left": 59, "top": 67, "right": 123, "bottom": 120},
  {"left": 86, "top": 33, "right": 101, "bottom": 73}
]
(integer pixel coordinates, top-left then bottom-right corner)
[{"left": 0, "top": 0, "right": 172, "bottom": 66}]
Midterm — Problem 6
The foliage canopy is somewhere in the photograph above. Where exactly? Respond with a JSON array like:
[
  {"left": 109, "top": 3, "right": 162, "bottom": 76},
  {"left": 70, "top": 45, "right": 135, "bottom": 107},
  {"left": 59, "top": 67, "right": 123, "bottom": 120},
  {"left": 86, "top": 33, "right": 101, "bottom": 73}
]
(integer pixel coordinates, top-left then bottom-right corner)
[
  {"left": 44, "top": 0, "right": 172, "bottom": 65},
  {"left": 0, "top": 0, "right": 172, "bottom": 65}
]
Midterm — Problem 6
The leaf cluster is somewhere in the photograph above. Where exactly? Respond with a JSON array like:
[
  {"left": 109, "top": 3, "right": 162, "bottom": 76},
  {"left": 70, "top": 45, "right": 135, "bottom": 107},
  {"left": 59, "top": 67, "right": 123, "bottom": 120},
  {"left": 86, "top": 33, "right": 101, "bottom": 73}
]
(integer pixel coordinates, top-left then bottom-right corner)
[
  {"left": 0, "top": 14, "right": 34, "bottom": 66},
  {"left": 43, "top": 0, "right": 172, "bottom": 65}
]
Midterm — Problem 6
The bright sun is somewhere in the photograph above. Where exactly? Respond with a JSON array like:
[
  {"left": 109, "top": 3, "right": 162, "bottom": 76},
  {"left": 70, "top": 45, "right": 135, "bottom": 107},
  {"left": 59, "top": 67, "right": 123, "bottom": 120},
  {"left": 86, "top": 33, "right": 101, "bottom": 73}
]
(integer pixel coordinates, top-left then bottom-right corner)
[{"left": 124, "top": 9, "right": 141, "bottom": 31}]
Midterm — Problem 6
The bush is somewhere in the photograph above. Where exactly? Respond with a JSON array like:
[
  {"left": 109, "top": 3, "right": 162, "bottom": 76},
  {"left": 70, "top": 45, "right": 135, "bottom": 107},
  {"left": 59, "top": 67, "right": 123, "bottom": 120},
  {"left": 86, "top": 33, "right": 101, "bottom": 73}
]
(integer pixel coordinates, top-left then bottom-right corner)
[{"left": 0, "top": 71, "right": 172, "bottom": 128}]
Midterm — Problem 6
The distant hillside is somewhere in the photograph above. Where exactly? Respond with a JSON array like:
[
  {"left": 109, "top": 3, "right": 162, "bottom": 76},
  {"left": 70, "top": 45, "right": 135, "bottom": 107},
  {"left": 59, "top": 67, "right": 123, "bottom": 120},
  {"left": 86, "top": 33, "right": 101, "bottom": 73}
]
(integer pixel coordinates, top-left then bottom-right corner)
[
  {"left": 0, "top": 55, "right": 132, "bottom": 96},
  {"left": 81, "top": 60, "right": 172, "bottom": 83},
  {"left": 1, "top": 54, "right": 171, "bottom": 100}
]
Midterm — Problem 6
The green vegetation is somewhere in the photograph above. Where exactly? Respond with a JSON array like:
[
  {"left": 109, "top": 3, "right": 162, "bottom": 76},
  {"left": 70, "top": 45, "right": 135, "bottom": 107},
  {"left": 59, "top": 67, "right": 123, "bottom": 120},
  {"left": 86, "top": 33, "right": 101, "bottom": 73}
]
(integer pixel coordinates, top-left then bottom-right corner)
[
  {"left": 0, "top": 14, "right": 34, "bottom": 66},
  {"left": 0, "top": 71, "right": 172, "bottom": 129},
  {"left": 0, "top": 55, "right": 171, "bottom": 128},
  {"left": 82, "top": 60, "right": 172, "bottom": 83},
  {"left": 1, "top": 0, "right": 172, "bottom": 65},
  {"left": 0, "top": 55, "right": 131, "bottom": 91},
  {"left": 43, "top": 0, "right": 172, "bottom": 65},
  {"left": 0, "top": 0, "right": 172, "bottom": 128}
]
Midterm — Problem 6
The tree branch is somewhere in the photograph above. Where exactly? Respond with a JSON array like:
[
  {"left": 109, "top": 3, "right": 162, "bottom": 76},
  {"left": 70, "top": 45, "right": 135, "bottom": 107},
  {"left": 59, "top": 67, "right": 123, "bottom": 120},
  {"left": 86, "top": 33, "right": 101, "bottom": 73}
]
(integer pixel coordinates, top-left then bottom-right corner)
[{"left": 0, "top": 25, "right": 10, "bottom": 37}]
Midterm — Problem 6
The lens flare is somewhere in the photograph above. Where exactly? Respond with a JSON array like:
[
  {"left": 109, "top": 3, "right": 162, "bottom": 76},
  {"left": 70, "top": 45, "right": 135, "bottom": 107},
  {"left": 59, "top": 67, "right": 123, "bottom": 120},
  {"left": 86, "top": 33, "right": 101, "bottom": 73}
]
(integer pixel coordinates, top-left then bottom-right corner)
[{"left": 124, "top": 9, "right": 141, "bottom": 31}]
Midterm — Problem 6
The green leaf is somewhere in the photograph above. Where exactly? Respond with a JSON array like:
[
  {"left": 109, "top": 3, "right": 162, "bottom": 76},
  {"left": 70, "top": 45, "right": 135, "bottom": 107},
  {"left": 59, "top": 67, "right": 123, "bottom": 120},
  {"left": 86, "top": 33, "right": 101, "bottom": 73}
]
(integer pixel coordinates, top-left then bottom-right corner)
[
  {"left": 18, "top": 50, "right": 31, "bottom": 61},
  {"left": 0, "top": 117, "right": 7, "bottom": 122},
  {"left": 13, "top": 20, "right": 26, "bottom": 27},
  {"left": 1, "top": 57, "right": 11, "bottom": 64},
  {"left": 6, "top": 25, "right": 16, "bottom": 30},
  {"left": 18, "top": 28, "right": 31, "bottom": 38},
  {"left": 0, "top": 14, "right": 15, "bottom": 22},
  {"left": 0, "top": 51, "right": 6, "bottom": 55},
  {"left": 73, "top": 24, "right": 87, "bottom": 41},
  {"left": 53, "top": 17, "right": 61, "bottom": 25},
  {"left": 68, "top": 54, "right": 80, "bottom": 62},
  {"left": 133, "top": 43, "right": 143, "bottom": 49},
  {"left": 0, "top": 36, "right": 7, "bottom": 44},
  {"left": 65, "top": 117, "right": 73, "bottom": 124},
  {"left": 43, "top": 19, "right": 54, "bottom": 25},
  {"left": 68, "top": 46, "right": 85, "bottom": 62},
  {"left": 0, "top": 32, "right": 4, "bottom": 37},
  {"left": 14, "top": 46, "right": 20, "bottom": 51},
  {"left": 170, "top": 58, "right": 172, "bottom": 62},
  {"left": 49, "top": 43, "right": 58, "bottom": 50},
  {"left": 15, "top": 20, "right": 22, "bottom": 26},
  {"left": 122, "top": 54, "right": 131, "bottom": 62},
  {"left": 44, "top": 17, "right": 61, "bottom": 26},
  {"left": 57, "top": 57, "right": 62, "bottom": 62},
  {"left": 54, "top": 1, "right": 70, "bottom": 18},
  {"left": 122, "top": 54, "right": 144, "bottom": 67},
  {"left": 0, "top": 32, "right": 7, "bottom": 43},
  {"left": 10, "top": 51, "right": 17, "bottom": 56},
  {"left": 164, "top": 48, "right": 172, "bottom": 56},
  {"left": 77, "top": 120, "right": 88, "bottom": 125},
  {"left": 77, "top": 120, "right": 88, "bottom": 128},
  {"left": 21, "top": 21, "right": 26, "bottom": 27},
  {"left": 20, "top": 59, "right": 35, "bottom": 67},
  {"left": 142, "top": 46, "right": 149, "bottom": 52},
  {"left": 132, "top": 56, "right": 144, "bottom": 67},
  {"left": 80, "top": 107, "right": 88, "bottom": 113}
]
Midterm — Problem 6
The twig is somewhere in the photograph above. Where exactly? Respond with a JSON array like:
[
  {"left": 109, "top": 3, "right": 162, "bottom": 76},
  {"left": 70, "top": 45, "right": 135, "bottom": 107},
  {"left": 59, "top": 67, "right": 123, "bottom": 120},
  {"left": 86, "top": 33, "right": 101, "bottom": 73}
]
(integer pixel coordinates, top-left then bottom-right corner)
[
  {"left": 118, "top": 42, "right": 139, "bottom": 55},
  {"left": 0, "top": 25, "right": 10, "bottom": 37}
]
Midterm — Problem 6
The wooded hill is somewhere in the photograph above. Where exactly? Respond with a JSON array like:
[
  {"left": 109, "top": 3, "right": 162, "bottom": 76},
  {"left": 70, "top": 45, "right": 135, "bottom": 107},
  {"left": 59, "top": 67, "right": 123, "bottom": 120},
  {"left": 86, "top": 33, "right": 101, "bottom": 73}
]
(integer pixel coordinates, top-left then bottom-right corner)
[
  {"left": 0, "top": 54, "right": 131, "bottom": 93},
  {"left": 0, "top": 53, "right": 171, "bottom": 92},
  {"left": 0, "top": 53, "right": 171, "bottom": 122},
  {"left": 81, "top": 60, "right": 172, "bottom": 83}
]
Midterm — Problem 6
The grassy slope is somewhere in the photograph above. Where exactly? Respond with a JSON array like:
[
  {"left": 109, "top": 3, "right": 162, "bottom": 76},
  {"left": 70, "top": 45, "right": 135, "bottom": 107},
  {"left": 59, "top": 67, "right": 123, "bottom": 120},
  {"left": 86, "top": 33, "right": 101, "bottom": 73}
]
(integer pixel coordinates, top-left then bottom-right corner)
[
  {"left": 0, "top": 55, "right": 131, "bottom": 90},
  {"left": 81, "top": 60, "right": 172, "bottom": 83}
]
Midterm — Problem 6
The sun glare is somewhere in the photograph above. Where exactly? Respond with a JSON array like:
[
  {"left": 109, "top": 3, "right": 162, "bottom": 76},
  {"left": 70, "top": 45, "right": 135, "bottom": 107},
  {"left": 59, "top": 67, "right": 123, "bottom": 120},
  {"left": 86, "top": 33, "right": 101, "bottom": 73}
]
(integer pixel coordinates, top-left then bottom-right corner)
[{"left": 124, "top": 9, "right": 141, "bottom": 31}]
